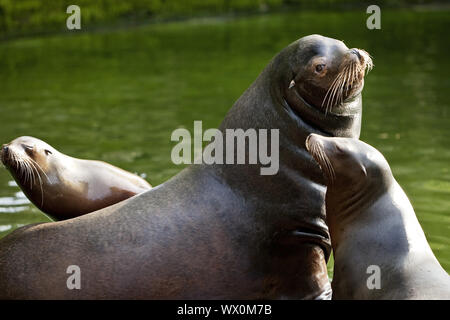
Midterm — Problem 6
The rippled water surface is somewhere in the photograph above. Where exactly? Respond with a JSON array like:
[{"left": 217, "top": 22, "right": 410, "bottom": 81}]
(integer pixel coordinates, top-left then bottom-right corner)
[{"left": 0, "top": 8, "right": 449, "bottom": 277}]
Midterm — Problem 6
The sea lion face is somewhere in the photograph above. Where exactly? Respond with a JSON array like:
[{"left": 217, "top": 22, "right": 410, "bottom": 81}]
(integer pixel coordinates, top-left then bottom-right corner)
[
  {"left": 1, "top": 136, "right": 57, "bottom": 203},
  {"left": 1, "top": 136, "right": 56, "bottom": 172},
  {"left": 305, "top": 134, "right": 390, "bottom": 189},
  {"left": 285, "top": 35, "right": 373, "bottom": 114}
]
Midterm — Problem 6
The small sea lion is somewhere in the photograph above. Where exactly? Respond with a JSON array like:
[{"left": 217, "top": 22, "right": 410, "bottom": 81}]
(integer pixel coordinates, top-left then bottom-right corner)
[
  {"left": 1, "top": 136, "right": 151, "bottom": 220},
  {"left": 306, "top": 134, "right": 450, "bottom": 299}
]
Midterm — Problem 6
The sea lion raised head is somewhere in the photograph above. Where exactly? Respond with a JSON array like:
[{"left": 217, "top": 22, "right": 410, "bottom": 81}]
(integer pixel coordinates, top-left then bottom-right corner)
[
  {"left": 305, "top": 133, "right": 450, "bottom": 299},
  {"left": 305, "top": 133, "right": 389, "bottom": 188},
  {"left": 1, "top": 136, "right": 151, "bottom": 221},
  {"left": 284, "top": 34, "right": 373, "bottom": 115},
  {"left": 305, "top": 133, "right": 394, "bottom": 237}
]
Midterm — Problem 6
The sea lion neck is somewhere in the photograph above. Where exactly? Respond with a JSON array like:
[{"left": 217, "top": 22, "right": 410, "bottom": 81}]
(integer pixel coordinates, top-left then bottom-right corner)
[
  {"left": 325, "top": 164, "right": 393, "bottom": 251},
  {"left": 216, "top": 54, "right": 362, "bottom": 185},
  {"left": 212, "top": 58, "right": 340, "bottom": 258}
]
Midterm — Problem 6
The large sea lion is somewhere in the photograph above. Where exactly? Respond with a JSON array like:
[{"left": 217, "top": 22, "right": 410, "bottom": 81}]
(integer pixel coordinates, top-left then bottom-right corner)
[
  {"left": 306, "top": 134, "right": 450, "bottom": 299},
  {"left": 1, "top": 136, "right": 151, "bottom": 221},
  {"left": 0, "top": 35, "right": 372, "bottom": 299}
]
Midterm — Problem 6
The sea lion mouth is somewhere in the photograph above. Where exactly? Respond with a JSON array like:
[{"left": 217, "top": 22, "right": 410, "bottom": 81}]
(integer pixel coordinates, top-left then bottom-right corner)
[{"left": 305, "top": 134, "right": 335, "bottom": 184}]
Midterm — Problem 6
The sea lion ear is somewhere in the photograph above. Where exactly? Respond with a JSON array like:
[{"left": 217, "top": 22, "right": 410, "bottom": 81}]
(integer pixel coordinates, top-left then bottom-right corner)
[{"left": 289, "top": 80, "right": 296, "bottom": 89}]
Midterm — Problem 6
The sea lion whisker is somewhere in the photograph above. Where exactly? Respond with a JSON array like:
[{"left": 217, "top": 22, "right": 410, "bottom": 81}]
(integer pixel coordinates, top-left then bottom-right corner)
[
  {"left": 316, "top": 142, "right": 335, "bottom": 183},
  {"left": 318, "top": 146, "right": 335, "bottom": 184},
  {"left": 14, "top": 156, "right": 27, "bottom": 183},
  {"left": 28, "top": 157, "right": 50, "bottom": 181},
  {"left": 324, "top": 73, "right": 342, "bottom": 112},
  {"left": 11, "top": 152, "right": 19, "bottom": 171},
  {"left": 336, "top": 65, "right": 350, "bottom": 105},
  {"left": 22, "top": 161, "right": 31, "bottom": 187},
  {"left": 26, "top": 157, "right": 45, "bottom": 207},
  {"left": 328, "top": 72, "right": 345, "bottom": 113},
  {"left": 308, "top": 140, "right": 335, "bottom": 184},
  {"left": 329, "top": 74, "right": 344, "bottom": 110},
  {"left": 28, "top": 158, "right": 48, "bottom": 207},
  {"left": 336, "top": 65, "right": 349, "bottom": 106},
  {"left": 343, "top": 64, "right": 349, "bottom": 94},
  {"left": 346, "top": 63, "right": 353, "bottom": 93},
  {"left": 24, "top": 158, "right": 38, "bottom": 190},
  {"left": 25, "top": 159, "right": 35, "bottom": 187},
  {"left": 323, "top": 63, "right": 349, "bottom": 111},
  {"left": 23, "top": 160, "right": 33, "bottom": 189},
  {"left": 358, "top": 49, "right": 373, "bottom": 74},
  {"left": 322, "top": 73, "right": 341, "bottom": 111}
]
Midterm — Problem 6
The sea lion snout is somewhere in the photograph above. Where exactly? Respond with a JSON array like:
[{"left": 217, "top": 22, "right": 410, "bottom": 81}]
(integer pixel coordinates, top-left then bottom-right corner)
[
  {"left": 346, "top": 48, "right": 372, "bottom": 71},
  {"left": 305, "top": 133, "right": 321, "bottom": 151},
  {"left": 0, "top": 144, "right": 9, "bottom": 164}
]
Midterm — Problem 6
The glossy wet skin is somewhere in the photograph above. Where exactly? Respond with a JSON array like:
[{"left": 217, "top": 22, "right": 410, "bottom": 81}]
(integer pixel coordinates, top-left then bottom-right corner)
[
  {"left": 0, "top": 35, "right": 369, "bottom": 299},
  {"left": 305, "top": 134, "right": 450, "bottom": 299},
  {"left": 284, "top": 35, "right": 372, "bottom": 114},
  {"left": 1, "top": 136, "right": 151, "bottom": 220},
  {"left": 305, "top": 133, "right": 393, "bottom": 250}
]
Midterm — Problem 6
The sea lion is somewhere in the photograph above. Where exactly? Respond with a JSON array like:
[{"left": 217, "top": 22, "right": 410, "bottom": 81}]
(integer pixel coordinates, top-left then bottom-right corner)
[
  {"left": 0, "top": 35, "right": 372, "bottom": 299},
  {"left": 306, "top": 134, "right": 450, "bottom": 299},
  {"left": 0, "top": 136, "right": 151, "bottom": 221}
]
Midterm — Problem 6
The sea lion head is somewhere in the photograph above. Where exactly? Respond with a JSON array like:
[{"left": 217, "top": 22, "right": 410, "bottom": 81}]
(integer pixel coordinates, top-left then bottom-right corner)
[
  {"left": 1, "top": 136, "right": 57, "bottom": 206},
  {"left": 281, "top": 34, "right": 373, "bottom": 116},
  {"left": 305, "top": 135, "right": 394, "bottom": 252},
  {"left": 305, "top": 133, "right": 392, "bottom": 195}
]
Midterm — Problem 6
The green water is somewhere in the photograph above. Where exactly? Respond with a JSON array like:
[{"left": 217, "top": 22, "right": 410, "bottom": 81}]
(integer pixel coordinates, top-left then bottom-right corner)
[{"left": 0, "top": 9, "right": 449, "bottom": 278}]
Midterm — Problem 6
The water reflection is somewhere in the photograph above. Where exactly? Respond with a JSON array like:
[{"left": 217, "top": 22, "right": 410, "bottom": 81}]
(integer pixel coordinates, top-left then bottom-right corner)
[{"left": 0, "top": 184, "right": 30, "bottom": 210}]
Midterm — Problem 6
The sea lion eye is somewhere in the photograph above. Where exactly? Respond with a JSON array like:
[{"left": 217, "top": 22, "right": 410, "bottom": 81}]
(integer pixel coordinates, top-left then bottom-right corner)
[
  {"left": 45, "top": 149, "right": 52, "bottom": 155},
  {"left": 22, "top": 144, "right": 34, "bottom": 156},
  {"left": 315, "top": 64, "right": 325, "bottom": 73},
  {"left": 335, "top": 144, "right": 344, "bottom": 153},
  {"left": 22, "top": 144, "right": 33, "bottom": 151}
]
